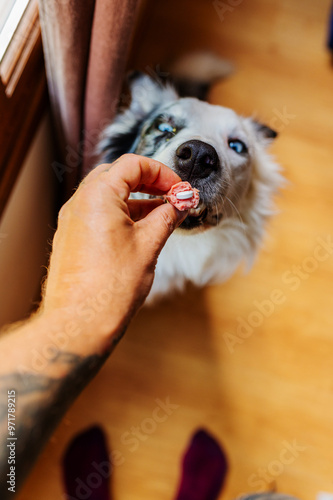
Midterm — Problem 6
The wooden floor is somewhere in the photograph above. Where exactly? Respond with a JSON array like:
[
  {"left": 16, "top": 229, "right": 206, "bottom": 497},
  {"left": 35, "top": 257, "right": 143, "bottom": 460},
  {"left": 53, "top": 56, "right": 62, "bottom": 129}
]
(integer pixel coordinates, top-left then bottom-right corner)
[{"left": 18, "top": 1, "right": 333, "bottom": 499}]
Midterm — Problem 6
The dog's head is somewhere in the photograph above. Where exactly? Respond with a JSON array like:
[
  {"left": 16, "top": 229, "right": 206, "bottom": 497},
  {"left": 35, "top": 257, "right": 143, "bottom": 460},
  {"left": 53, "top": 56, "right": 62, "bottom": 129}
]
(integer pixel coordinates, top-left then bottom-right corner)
[{"left": 98, "top": 73, "right": 281, "bottom": 235}]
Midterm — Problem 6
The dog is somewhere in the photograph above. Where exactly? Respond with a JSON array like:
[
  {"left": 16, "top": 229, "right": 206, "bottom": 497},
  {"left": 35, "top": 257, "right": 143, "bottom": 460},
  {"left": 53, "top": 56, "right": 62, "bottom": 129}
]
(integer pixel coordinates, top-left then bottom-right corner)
[{"left": 96, "top": 71, "right": 282, "bottom": 303}]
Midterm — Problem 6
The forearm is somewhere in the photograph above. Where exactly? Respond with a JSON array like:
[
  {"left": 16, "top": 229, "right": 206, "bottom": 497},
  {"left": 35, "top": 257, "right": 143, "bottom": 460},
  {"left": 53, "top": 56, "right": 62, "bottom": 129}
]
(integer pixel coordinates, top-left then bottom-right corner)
[{"left": 0, "top": 312, "right": 119, "bottom": 498}]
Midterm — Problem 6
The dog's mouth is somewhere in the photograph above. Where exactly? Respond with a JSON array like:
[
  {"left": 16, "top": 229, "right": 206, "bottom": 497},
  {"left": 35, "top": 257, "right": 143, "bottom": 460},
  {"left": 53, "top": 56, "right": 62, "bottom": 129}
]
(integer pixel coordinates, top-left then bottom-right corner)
[{"left": 180, "top": 202, "right": 208, "bottom": 230}]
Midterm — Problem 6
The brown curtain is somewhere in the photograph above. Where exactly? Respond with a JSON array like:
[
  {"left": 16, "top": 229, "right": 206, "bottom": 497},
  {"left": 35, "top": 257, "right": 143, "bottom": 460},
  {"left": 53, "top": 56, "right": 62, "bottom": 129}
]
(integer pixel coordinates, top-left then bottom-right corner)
[{"left": 38, "top": 0, "right": 140, "bottom": 198}]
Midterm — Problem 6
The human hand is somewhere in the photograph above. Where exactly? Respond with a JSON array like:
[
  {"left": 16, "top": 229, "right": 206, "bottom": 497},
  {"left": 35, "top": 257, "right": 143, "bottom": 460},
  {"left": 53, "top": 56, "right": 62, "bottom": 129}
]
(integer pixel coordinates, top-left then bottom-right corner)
[{"left": 41, "top": 154, "right": 187, "bottom": 351}]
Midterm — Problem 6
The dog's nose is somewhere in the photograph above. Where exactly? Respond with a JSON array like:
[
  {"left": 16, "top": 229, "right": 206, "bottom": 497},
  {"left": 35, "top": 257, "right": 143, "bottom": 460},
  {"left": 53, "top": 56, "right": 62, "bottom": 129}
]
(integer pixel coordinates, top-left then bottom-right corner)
[{"left": 175, "top": 140, "right": 219, "bottom": 179}]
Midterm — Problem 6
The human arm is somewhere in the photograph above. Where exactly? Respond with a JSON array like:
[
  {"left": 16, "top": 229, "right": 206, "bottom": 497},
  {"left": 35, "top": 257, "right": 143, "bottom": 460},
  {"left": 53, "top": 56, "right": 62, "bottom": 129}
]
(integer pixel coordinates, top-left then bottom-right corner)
[{"left": 0, "top": 154, "right": 187, "bottom": 497}]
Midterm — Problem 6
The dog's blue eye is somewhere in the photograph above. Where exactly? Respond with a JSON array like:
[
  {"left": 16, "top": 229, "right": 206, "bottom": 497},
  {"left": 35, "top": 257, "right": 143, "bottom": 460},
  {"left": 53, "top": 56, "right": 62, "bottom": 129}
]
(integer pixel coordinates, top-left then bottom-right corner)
[
  {"left": 158, "top": 122, "right": 174, "bottom": 133},
  {"left": 228, "top": 139, "right": 248, "bottom": 154}
]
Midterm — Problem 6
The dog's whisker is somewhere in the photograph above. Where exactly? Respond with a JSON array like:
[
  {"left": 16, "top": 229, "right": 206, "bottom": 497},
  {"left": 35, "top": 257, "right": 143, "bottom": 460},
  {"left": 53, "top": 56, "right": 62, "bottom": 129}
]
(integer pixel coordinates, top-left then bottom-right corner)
[
  {"left": 213, "top": 200, "right": 220, "bottom": 225},
  {"left": 213, "top": 193, "right": 226, "bottom": 223},
  {"left": 225, "top": 196, "right": 247, "bottom": 235}
]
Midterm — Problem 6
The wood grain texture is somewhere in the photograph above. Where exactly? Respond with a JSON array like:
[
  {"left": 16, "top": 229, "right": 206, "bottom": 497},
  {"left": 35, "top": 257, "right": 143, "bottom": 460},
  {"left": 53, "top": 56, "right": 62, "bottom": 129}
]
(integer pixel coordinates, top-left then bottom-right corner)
[{"left": 17, "top": 0, "right": 333, "bottom": 499}]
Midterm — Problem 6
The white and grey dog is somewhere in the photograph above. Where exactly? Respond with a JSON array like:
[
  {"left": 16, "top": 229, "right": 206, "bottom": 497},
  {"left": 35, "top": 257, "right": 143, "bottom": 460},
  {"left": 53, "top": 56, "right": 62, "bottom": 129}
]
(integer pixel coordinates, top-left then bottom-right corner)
[{"left": 97, "top": 72, "right": 282, "bottom": 303}]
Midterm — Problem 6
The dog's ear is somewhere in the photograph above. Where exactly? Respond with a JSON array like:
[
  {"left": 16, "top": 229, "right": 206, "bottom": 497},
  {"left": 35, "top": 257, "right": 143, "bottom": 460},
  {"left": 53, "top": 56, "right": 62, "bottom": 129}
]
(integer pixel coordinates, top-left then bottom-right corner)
[
  {"left": 250, "top": 119, "right": 278, "bottom": 144},
  {"left": 97, "top": 72, "right": 178, "bottom": 164},
  {"left": 127, "top": 71, "right": 178, "bottom": 117}
]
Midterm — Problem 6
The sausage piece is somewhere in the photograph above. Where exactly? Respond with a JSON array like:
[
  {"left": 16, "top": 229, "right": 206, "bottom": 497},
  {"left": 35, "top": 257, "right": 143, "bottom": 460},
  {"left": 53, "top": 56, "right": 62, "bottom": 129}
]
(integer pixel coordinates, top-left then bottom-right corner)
[{"left": 165, "top": 181, "right": 200, "bottom": 211}]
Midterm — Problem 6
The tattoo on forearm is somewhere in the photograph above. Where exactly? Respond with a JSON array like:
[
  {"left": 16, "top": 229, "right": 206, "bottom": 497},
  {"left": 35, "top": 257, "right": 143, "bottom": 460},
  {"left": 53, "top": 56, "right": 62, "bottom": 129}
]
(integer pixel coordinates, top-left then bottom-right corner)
[{"left": 0, "top": 349, "right": 109, "bottom": 498}]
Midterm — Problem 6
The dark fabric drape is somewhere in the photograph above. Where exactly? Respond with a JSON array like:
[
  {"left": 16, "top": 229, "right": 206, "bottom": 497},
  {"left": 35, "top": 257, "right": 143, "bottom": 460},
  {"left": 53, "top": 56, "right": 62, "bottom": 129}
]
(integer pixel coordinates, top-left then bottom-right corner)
[{"left": 38, "top": 0, "right": 140, "bottom": 198}]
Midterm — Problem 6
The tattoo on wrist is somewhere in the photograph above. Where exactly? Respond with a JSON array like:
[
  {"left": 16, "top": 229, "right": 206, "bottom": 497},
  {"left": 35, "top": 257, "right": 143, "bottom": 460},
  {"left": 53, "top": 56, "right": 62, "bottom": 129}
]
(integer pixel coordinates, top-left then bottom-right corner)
[{"left": 0, "top": 348, "right": 109, "bottom": 498}]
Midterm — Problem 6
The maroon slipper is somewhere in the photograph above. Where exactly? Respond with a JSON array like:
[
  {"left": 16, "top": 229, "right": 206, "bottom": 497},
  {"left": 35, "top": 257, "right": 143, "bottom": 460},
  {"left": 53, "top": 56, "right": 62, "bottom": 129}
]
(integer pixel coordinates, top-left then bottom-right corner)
[
  {"left": 62, "top": 425, "right": 111, "bottom": 500},
  {"left": 174, "top": 429, "right": 228, "bottom": 500}
]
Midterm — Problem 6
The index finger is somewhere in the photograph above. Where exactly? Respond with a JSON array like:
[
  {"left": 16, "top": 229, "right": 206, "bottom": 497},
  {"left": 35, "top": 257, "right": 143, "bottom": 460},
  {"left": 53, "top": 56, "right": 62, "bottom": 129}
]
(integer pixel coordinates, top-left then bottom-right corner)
[{"left": 99, "top": 154, "right": 182, "bottom": 200}]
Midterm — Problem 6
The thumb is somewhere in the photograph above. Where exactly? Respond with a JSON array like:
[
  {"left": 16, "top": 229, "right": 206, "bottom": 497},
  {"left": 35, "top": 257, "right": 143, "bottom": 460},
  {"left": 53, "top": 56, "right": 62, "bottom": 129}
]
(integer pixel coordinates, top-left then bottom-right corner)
[{"left": 137, "top": 202, "right": 188, "bottom": 256}]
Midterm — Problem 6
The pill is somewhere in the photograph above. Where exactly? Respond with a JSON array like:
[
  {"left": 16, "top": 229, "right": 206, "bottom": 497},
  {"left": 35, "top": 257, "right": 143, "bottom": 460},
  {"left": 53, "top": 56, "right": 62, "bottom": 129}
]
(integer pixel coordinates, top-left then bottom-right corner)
[{"left": 176, "top": 190, "right": 194, "bottom": 200}]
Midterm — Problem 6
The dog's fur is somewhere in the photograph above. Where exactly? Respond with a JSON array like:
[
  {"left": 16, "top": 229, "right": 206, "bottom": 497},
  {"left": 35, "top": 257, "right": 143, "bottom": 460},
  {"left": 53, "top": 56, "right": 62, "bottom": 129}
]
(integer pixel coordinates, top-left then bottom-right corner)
[{"left": 96, "top": 73, "right": 282, "bottom": 303}]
